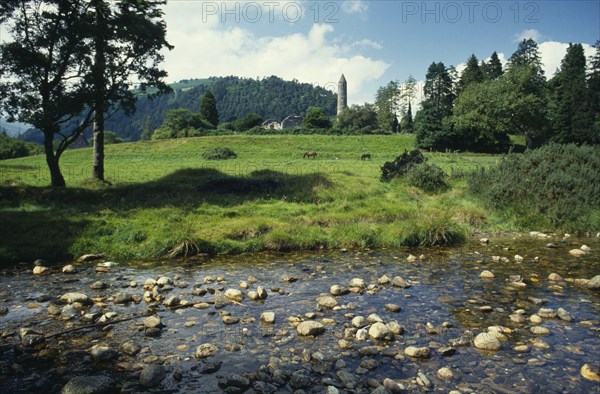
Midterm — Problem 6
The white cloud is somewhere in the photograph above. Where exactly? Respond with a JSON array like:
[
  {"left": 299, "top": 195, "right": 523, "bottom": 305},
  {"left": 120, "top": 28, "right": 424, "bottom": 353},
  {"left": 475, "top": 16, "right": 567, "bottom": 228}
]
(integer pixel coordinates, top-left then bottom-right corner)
[
  {"left": 161, "top": 3, "right": 389, "bottom": 105},
  {"left": 341, "top": 1, "right": 368, "bottom": 14},
  {"left": 539, "top": 41, "right": 595, "bottom": 78},
  {"left": 515, "top": 29, "right": 543, "bottom": 42}
]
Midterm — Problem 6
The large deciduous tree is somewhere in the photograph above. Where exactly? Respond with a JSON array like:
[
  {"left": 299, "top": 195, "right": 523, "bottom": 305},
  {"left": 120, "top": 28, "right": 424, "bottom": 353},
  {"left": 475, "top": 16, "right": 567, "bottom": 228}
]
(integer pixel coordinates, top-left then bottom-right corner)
[{"left": 0, "top": 0, "right": 93, "bottom": 187}]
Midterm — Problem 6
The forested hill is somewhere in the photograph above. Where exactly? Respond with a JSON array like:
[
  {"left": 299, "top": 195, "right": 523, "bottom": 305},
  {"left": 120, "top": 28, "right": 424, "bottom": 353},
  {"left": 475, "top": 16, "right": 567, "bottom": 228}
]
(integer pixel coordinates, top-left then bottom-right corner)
[{"left": 107, "top": 75, "right": 337, "bottom": 141}]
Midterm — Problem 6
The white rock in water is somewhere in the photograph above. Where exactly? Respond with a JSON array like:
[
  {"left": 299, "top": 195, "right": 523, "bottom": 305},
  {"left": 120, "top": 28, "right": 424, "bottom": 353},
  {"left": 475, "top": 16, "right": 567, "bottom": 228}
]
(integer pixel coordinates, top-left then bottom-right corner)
[
  {"left": 224, "top": 288, "right": 244, "bottom": 302},
  {"left": 473, "top": 332, "right": 501, "bottom": 351},
  {"left": 261, "top": 312, "right": 275, "bottom": 324},
  {"left": 479, "top": 270, "right": 495, "bottom": 279},
  {"left": 33, "top": 266, "right": 51, "bottom": 275},
  {"left": 348, "top": 278, "right": 365, "bottom": 289},
  {"left": 369, "top": 322, "right": 393, "bottom": 341},
  {"left": 297, "top": 321, "right": 325, "bottom": 336},
  {"left": 404, "top": 346, "right": 430, "bottom": 359},
  {"left": 569, "top": 249, "right": 587, "bottom": 257}
]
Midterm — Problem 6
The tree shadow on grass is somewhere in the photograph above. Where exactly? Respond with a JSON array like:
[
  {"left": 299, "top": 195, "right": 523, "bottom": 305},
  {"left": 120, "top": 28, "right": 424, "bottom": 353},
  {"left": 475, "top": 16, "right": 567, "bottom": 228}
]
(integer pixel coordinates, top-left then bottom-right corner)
[{"left": 0, "top": 168, "right": 333, "bottom": 264}]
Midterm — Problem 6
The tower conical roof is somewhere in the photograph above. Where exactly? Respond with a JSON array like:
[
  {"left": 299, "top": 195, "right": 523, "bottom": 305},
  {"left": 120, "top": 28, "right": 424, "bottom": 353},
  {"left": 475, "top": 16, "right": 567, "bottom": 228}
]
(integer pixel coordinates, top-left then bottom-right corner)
[{"left": 339, "top": 74, "right": 346, "bottom": 83}]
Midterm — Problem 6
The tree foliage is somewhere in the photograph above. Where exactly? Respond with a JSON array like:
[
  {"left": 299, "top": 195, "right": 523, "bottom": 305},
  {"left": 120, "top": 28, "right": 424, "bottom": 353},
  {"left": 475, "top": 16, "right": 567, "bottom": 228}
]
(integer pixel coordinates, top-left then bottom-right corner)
[
  {"left": 200, "top": 91, "right": 219, "bottom": 128},
  {"left": 375, "top": 80, "right": 400, "bottom": 132},
  {"left": 334, "top": 104, "right": 379, "bottom": 133},
  {"left": 0, "top": 0, "right": 94, "bottom": 186},
  {"left": 0, "top": 131, "right": 42, "bottom": 160},
  {"left": 303, "top": 107, "right": 332, "bottom": 129}
]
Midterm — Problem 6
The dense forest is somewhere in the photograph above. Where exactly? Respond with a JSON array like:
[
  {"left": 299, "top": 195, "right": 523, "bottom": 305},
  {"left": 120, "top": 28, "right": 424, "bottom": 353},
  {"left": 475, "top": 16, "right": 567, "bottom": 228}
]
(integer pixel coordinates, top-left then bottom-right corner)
[{"left": 119, "top": 76, "right": 336, "bottom": 141}]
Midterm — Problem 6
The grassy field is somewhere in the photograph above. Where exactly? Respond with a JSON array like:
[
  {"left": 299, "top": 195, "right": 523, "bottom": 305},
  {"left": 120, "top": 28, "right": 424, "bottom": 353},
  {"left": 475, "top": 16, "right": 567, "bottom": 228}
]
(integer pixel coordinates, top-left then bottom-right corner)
[{"left": 0, "top": 135, "right": 505, "bottom": 263}]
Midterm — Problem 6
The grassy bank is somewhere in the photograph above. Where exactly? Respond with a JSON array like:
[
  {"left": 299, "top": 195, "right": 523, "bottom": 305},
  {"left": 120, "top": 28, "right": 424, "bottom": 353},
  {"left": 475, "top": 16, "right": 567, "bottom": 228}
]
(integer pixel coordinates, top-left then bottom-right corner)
[{"left": 1, "top": 135, "right": 505, "bottom": 263}]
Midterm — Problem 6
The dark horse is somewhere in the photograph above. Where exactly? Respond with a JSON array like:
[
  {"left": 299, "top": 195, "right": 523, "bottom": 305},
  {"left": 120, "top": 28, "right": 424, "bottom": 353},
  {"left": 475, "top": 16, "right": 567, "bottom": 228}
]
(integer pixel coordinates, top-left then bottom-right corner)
[
  {"left": 361, "top": 153, "right": 371, "bottom": 160},
  {"left": 303, "top": 151, "right": 317, "bottom": 159}
]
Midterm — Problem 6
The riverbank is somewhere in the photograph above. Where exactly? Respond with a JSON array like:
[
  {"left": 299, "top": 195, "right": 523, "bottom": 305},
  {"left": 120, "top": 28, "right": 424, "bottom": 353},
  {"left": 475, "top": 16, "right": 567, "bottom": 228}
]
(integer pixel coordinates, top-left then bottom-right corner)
[{"left": 0, "top": 134, "right": 587, "bottom": 264}]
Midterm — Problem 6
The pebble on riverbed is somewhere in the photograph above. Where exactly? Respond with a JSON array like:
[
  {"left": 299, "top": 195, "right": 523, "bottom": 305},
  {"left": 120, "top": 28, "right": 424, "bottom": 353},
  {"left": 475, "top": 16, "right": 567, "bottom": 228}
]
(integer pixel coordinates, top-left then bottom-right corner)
[
  {"left": 479, "top": 270, "right": 495, "bottom": 279},
  {"left": 473, "top": 332, "right": 501, "bottom": 351}
]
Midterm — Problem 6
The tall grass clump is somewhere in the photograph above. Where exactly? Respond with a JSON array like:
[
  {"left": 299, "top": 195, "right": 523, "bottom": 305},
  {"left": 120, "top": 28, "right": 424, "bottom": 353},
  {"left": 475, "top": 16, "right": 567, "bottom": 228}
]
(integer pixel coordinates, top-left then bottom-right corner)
[{"left": 468, "top": 143, "right": 600, "bottom": 231}]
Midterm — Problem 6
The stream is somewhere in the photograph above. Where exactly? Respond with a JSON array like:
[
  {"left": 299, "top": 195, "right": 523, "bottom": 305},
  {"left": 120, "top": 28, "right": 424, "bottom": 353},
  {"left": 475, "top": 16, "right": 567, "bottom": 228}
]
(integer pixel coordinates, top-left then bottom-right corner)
[{"left": 0, "top": 234, "right": 599, "bottom": 393}]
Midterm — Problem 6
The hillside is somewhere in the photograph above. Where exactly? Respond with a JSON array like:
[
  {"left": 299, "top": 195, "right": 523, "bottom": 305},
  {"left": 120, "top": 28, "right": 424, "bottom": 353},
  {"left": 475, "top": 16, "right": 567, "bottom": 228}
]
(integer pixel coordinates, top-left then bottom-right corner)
[{"left": 105, "top": 76, "right": 337, "bottom": 141}]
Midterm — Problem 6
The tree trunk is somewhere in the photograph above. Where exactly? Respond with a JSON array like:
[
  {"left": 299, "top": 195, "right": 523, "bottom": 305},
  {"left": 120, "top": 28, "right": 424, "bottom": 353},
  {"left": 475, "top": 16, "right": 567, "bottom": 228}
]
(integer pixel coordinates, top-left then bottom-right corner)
[
  {"left": 44, "top": 134, "right": 65, "bottom": 187},
  {"left": 92, "top": 0, "right": 106, "bottom": 181},
  {"left": 92, "top": 110, "right": 104, "bottom": 180}
]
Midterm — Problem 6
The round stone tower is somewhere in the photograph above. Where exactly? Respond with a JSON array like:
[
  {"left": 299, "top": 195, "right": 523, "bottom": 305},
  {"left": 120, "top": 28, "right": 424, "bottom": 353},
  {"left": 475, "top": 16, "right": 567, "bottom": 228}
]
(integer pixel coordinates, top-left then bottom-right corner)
[{"left": 337, "top": 74, "right": 348, "bottom": 118}]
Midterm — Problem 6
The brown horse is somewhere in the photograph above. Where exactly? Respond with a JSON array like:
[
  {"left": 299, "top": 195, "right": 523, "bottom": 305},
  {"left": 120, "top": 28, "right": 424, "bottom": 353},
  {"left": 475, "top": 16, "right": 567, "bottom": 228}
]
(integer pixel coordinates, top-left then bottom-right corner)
[
  {"left": 303, "top": 151, "right": 317, "bottom": 159},
  {"left": 361, "top": 153, "right": 371, "bottom": 160}
]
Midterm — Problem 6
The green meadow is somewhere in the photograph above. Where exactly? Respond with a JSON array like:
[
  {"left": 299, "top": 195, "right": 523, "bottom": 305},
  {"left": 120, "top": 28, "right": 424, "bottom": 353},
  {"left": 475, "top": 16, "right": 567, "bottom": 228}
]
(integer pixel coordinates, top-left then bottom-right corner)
[{"left": 0, "top": 135, "right": 506, "bottom": 263}]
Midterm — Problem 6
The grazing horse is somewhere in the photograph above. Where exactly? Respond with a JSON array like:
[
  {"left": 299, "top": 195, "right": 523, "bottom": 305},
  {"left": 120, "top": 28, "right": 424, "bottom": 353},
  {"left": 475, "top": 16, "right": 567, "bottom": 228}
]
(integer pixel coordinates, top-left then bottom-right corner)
[
  {"left": 303, "top": 151, "right": 317, "bottom": 159},
  {"left": 361, "top": 153, "right": 371, "bottom": 160}
]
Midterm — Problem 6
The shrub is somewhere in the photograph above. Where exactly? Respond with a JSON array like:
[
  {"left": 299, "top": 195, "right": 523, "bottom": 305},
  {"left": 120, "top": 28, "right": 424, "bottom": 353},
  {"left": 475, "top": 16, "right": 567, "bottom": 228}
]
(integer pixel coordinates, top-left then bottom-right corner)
[
  {"left": 380, "top": 149, "right": 426, "bottom": 181},
  {"left": 468, "top": 143, "right": 600, "bottom": 231},
  {"left": 202, "top": 147, "right": 237, "bottom": 160},
  {"left": 406, "top": 163, "right": 448, "bottom": 193}
]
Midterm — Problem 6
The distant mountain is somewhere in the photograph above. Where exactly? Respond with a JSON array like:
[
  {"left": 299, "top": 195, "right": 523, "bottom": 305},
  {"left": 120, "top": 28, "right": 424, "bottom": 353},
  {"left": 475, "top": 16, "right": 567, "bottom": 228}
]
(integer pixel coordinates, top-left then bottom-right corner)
[
  {"left": 104, "top": 75, "right": 337, "bottom": 141},
  {"left": 0, "top": 118, "right": 31, "bottom": 137}
]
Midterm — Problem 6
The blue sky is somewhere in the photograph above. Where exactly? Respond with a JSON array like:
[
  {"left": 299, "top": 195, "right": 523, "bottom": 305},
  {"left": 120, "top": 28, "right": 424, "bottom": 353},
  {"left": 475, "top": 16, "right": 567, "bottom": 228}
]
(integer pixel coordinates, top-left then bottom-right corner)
[{"left": 161, "top": 0, "right": 600, "bottom": 104}]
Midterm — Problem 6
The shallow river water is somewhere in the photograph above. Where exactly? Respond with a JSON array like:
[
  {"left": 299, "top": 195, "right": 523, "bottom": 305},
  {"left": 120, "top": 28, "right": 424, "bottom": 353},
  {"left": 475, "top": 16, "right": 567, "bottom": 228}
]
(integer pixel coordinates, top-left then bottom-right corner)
[{"left": 0, "top": 234, "right": 599, "bottom": 393}]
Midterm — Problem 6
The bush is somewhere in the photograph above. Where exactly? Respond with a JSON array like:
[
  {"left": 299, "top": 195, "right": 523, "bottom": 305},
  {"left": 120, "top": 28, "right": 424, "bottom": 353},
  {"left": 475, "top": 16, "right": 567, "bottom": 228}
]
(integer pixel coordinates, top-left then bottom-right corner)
[
  {"left": 380, "top": 149, "right": 426, "bottom": 181},
  {"left": 468, "top": 143, "right": 600, "bottom": 231},
  {"left": 202, "top": 147, "right": 237, "bottom": 160},
  {"left": 406, "top": 163, "right": 448, "bottom": 193}
]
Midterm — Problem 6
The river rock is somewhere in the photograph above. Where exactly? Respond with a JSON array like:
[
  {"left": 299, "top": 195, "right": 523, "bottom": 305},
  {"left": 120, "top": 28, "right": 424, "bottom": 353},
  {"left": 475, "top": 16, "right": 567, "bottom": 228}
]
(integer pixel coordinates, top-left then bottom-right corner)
[
  {"left": 530, "top": 314, "right": 543, "bottom": 325},
  {"left": 352, "top": 316, "right": 368, "bottom": 328},
  {"left": 61, "top": 292, "right": 92, "bottom": 305},
  {"left": 387, "top": 320, "right": 404, "bottom": 335},
  {"left": 437, "top": 367, "right": 453, "bottom": 380},
  {"left": 297, "top": 321, "right": 325, "bottom": 336},
  {"left": 224, "top": 289, "right": 244, "bottom": 302},
  {"left": 580, "top": 363, "right": 600, "bottom": 382},
  {"left": 404, "top": 346, "right": 430, "bottom": 359},
  {"left": 156, "top": 276, "right": 173, "bottom": 287},
  {"left": 33, "top": 265, "right": 51, "bottom": 275},
  {"left": 383, "top": 378, "right": 405, "bottom": 393},
  {"left": 60, "top": 375, "right": 115, "bottom": 394},
  {"left": 90, "top": 345, "right": 118, "bottom": 362},
  {"left": 316, "top": 295, "right": 338, "bottom": 309},
  {"left": 479, "top": 270, "right": 495, "bottom": 279},
  {"left": 474, "top": 332, "right": 501, "bottom": 351},
  {"left": 356, "top": 328, "right": 368, "bottom": 341},
  {"left": 89, "top": 281, "right": 108, "bottom": 290},
  {"left": 0, "top": 306, "right": 8, "bottom": 315},
  {"left": 557, "top": 307, "right": 573, "bottom": 321},
  {"left": 261, "top": 312, "right": 275, "bottom": 324},
  {"left": 349, "top": 278, "right": 365, "bottom": 289},
  {"left": 548, "top": 273, "right": 564, "bottom": 282},
  {"left": 588, "top": 275, "right": 600, "bottom": 290},
  {"left": 195, "top": 343, "right": 219, "bottom": 359},
  {"left": 514, "top": 254, "right": 524, "bottom": 262},
  {"left": 580, "top": 245, "right": 593, "bottom": 252},
  {"left": 60, "top": 305, "right": 80, "bottom": 320},
  {"left": 378, "top": 275, "right": 391, "bottom": 284},
  {"left": 256, "top": 286, "right": 268, "bottom": 300},
  {"left": 530, "top": 326, "right": 550, "bottom": 336},
  {"left": 385, "top": 303, "right": 401, "bottom": 313},
  {"left": 391, "top": 276, "right": 410, "bottom": 288},
  {"left": 121, "top": 341, "right": 141, "bottom": 356},
  {"left": 222, "top": 316, "right": 239, "bottom": 325},
  {"left": 367, "top": 313, "right": 383, "bottom": 324},
  {"left": 77, "top": 254, "right": 105, "bottom": 262},
  {"left": 163, "top": 296, "right": 180, "bottom": 307},
  {"left": 538, "top": 308, "right": 557, "bottom": 318},
  {"left": 369, "top": 322, "right": 393, "bottom": 341},
  {"left": 329, "top": 285, "right": 348, "bottom": 296},
  {"left": 113, "top": 292, "right": 133, "bottom": 305},
  {"left": 569, "top": 249, "right": 587, "bottom": 257},
  {"left": 139, "top": 364, "right": 166, "bottom": 388},
  {"left": 247, "top": 290, "right": 259, "bottom": 301},
  {"left": 144, "top": 316, "right": 164, "bottom": 329},
  {"left": 19, "top": 328, "right": 44, "bottom": 346},
  {"left": 61, "top": 264, "right": 77, "bottom": 274}
]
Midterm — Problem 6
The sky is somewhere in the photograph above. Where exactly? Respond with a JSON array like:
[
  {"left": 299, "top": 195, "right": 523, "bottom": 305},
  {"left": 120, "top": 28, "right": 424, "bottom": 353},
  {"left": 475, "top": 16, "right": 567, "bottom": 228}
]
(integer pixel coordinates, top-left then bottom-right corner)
[{"left": 159, "top": 0, "right": 600, "bottom": 105}]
